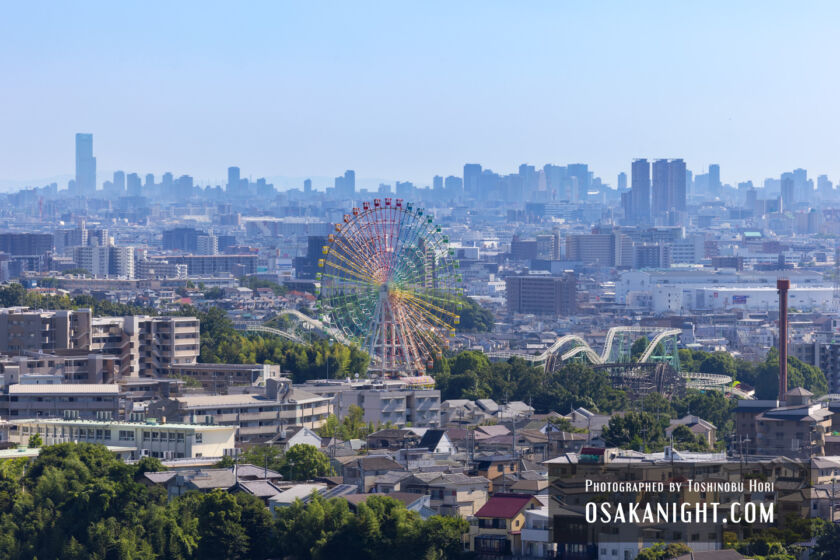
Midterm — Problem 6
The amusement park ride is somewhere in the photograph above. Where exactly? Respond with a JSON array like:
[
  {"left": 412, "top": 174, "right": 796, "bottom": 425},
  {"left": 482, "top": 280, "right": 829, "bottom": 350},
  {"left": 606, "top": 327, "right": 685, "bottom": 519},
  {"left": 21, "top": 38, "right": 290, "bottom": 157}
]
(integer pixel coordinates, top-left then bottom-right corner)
[{"left": 316, "top": 198, "right": 462, "bottom": 376}]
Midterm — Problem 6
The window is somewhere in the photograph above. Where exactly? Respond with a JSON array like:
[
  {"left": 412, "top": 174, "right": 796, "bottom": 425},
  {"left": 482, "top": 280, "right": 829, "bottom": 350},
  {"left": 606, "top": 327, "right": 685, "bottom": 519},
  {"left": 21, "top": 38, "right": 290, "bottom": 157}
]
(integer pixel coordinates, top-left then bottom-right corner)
[{"left": 195, "top": 433, "right": 203, "bottom": 443}]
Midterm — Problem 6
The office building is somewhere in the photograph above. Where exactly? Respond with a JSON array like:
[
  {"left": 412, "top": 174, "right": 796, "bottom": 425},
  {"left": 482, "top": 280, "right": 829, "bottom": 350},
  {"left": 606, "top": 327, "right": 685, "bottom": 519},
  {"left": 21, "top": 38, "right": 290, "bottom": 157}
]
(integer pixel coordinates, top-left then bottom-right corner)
[
  {"left": 293, "top": 235, "right": 328, "bottom": 279},
  {"left": 75, "top": 133, "right": 96, "bottom": 195},
  {"left": 505, "top": 275, "right": 577, "bottom": 315}
]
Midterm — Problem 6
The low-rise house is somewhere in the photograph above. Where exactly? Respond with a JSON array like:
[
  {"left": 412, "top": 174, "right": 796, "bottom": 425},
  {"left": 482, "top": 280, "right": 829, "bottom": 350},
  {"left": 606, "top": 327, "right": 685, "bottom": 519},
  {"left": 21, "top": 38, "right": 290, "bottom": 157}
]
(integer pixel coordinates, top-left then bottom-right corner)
[
  {"left": 142, "top": 468, "right": 237, "bottom": 498},
  {"left": 666, "top": 415, "right": 717, "bottom": 447},
  {"left": 345, "top": 492, "right": 435, "bottom": 519},
  {"left": 469, "top": 493, "right": 542, "bottom": 556},
  {"left": 402, "top": 472, "right": 490, "bottom": 517},
  {"left": 341, "top": 455, "right": 405, "bottom": 492},
  {"left": 415, "top": 429, "right": 454, "bottom": 455},
  {"left": 268, "top": 483, "right": 328, "bottom": 512},
  {"left": 366, "top": 428, "right": 421, "bottom": 451},
  {"left": 471, "top": 454, "right": 518, "bottom": 492},
  {"left": 565, "top": 407, "right": 610, "bottom": 436}
]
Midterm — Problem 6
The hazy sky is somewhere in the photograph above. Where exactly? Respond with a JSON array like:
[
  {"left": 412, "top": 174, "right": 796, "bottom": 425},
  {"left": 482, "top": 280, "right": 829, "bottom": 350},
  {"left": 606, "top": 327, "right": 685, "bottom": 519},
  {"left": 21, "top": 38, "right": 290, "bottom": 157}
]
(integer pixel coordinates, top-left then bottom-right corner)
[{"left": 2, "top": 1, "right": 839, "bottom": 190}]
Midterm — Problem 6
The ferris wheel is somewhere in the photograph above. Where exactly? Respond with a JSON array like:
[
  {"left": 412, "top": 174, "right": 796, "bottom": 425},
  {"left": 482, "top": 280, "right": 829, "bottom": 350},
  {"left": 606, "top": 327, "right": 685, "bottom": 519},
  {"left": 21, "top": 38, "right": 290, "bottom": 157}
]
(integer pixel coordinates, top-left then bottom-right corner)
[{"left": 316, "top": 198, "right": 461, "bottom": 375}]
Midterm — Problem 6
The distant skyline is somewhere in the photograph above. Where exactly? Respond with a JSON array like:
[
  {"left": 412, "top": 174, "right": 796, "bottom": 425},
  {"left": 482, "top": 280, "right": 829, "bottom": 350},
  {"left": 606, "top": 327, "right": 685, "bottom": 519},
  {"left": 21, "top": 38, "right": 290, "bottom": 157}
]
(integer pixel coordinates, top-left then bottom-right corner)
[{"left": 2, "top": 1, "right": 840, "bottom": 190}]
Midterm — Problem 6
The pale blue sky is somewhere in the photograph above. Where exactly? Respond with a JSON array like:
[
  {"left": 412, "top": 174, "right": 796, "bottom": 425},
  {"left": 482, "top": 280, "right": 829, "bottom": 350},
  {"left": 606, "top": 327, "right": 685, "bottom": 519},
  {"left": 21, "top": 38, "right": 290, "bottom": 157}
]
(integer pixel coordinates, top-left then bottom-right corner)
[{"left": 1, "top": 1, "right": 839, "bottom": 189}]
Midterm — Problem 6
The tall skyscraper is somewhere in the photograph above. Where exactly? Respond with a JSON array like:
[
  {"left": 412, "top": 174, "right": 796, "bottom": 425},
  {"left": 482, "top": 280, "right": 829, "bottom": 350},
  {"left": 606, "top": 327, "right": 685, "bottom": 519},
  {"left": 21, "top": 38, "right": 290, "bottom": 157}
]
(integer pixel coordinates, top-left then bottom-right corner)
[
  {"left": 567, "top": 163, "right": 590, "bottom": 201},
  {"left": 463, "top": 163, "right": 482, "bottom": 196},
  {"left": 112, "top": 171, "right": 125, "bottom": 194},
  {"left": 651, "top": 159, "right": 687, "bottom": 217},
  {"left": 126, "top": 173, "right": 142, "bottom": 197},
  {"left": 668, "top": 159, "right": 687, "bottom": 212},
  {"left": 303, "top": 178, "right": 312, "bottom": 194},
  {"left": 227, "top": 167, "right": 241, "bottom": 194},
  {"left": 708, "top": 164, "right": 721, "bottom": 195},
  {"left": 617, "top": 172, "right": 627, "bottom": 191},
  {"left": 651, "top": 159, "right": 670, "bottom": 214},
  {"left": 74, "top": 133, "right": 96, "bottom": 194},
  {"left": 444, "top": 176, "right": 463, "bottom": 198},
  {"left": 781, "top": 173, "right": 795, "bottom": 209},
  {"left": 433, "top": 175, "right": 443, "bottom": 191},
  {"left": 631, "top": 159, "right": 651, "bottom": 224}
]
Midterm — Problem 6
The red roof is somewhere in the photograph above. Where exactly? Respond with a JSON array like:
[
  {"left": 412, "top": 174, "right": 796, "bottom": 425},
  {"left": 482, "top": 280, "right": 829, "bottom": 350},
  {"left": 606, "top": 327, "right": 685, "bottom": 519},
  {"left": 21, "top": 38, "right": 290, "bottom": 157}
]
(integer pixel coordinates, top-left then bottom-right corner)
[{"left": 474, "top": 493, "right": 535, "bottom": 519}]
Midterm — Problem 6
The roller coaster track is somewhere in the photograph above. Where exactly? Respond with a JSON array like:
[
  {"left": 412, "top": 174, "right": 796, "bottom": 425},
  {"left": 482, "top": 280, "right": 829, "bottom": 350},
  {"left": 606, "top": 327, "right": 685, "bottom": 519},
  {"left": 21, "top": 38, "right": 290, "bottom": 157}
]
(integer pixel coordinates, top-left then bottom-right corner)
[
  {"left": 233, "top": 309, "right": 351, "bottom": 346},
  {"left": 487, "top": 327, "right": 682, "bottom": 366}
]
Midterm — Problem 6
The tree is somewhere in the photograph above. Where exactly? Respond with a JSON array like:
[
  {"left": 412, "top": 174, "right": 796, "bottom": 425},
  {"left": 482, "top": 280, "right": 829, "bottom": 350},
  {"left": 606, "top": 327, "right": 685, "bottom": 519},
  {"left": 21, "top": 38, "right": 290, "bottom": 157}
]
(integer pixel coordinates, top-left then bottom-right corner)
[
  {"left": 280, "top": 444, "right": 333, "bottom": 480},
  {"left": 238, "top": 445, "right": 284, "bottom": 472},
  {"left": 27, "top": 434, "right": 42, "bottom": 448},
  {"left": 636, "top": 542, "right": 691, "bottom": 560},
  {"left": 699, "top": 352, "right": 737, "bottom": 377},
  {"left": 601, "top": 412, "right": 666, "bottom": 450},
  {"left": 455, "top": 296, "right": 494, "bottom": 332},
  {"left": 195, "top": 490, "right": 249, "bottom": 560},
  {"left": 754, "top": 348, "right": 828, "bottom": 399},
  {"left": 812, "top": 520, "right": 840, "bottom": 560}
]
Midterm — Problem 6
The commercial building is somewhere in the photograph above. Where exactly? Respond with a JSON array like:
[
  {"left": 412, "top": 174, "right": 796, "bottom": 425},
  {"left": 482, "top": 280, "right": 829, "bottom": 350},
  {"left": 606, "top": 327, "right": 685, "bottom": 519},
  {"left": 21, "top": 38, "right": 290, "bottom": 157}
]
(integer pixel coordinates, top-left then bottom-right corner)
[
  {"left": 9, "top": 418, "right": 235, "bottom": 460},
  {"left": 505, "top": 274, "right": 576, "bottom": 316}
]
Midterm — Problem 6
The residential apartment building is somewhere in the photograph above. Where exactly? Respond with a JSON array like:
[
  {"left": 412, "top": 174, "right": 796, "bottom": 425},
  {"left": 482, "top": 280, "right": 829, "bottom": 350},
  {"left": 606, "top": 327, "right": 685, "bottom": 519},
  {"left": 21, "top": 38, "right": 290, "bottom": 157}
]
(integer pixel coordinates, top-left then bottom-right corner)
[
  {"left": 6, "top": 383, "right": 120, "bottom": 419},
  {"left": 0, "top": 307, "right": 92, "bottom": 353},
  {"left": 735, "top": 389, "right": 832, "bottom": 457},
  {"left": 10, "top": 417, "right": 235, "bottom": 460},
  {"left": 161, "top": 363, "right": 283, "bottom": 392},
  {"left": 302, "top": 377, "right": 441, "bottom": 427},
  {"left": 0, "top": 308, "right": 199, "bottom": 379},
  {"left": 90, "top": 315, "right": 200, "bottom": 378},
  {"left": 147, "top": 378, "right": 331, "bottom": 442},
  {"left": 149, "top": 254, "right": 257, "bottom": 276}
]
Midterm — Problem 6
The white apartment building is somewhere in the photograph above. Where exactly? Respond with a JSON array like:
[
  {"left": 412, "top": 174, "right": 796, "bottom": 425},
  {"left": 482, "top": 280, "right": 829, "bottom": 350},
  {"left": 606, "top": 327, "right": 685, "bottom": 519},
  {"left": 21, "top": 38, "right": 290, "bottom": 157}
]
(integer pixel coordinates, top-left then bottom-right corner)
[{"left": 10, "top": 417, "right": 235, "bottom": 460}]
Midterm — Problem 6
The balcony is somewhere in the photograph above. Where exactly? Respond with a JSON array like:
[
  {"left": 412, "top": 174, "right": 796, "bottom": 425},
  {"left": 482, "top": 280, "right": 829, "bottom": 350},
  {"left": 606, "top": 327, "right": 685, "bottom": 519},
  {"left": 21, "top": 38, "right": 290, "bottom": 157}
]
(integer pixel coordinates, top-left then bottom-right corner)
[{"left": 521, "top": 528, "right": 550, "bottom": 543}]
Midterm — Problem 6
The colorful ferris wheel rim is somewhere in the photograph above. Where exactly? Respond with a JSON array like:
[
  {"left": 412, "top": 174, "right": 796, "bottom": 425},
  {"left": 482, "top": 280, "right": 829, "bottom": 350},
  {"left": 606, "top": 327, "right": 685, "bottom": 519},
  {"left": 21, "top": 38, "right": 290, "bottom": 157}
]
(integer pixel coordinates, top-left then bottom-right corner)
[{"left": 316, "top": 198, "right": 462, "bottom": 374}]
